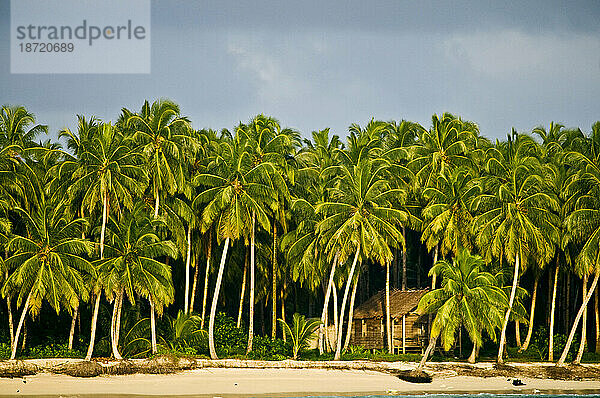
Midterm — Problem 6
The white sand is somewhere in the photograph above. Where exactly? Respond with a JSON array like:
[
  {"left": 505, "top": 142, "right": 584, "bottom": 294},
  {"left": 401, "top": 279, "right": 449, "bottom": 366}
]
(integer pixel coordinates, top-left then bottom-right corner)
[{"left": 1, "top": 368, "right": 600, "bottom": 397}]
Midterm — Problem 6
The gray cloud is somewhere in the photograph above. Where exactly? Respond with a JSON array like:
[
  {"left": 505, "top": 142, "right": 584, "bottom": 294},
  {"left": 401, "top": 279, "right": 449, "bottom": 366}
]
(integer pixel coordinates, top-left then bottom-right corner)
[{"left": 1, "top": 0, "right": 599, "bottom": 143}]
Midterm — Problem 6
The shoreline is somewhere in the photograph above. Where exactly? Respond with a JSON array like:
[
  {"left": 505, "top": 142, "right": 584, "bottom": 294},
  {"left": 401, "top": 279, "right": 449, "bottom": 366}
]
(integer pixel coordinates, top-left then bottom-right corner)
[{"left": 1, "top": 359, "right": 600, "bottom": 397}]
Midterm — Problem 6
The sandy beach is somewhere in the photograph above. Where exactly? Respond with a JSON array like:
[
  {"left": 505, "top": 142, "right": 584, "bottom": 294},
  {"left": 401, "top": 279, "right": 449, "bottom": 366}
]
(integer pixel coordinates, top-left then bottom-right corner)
[{"left": 1, "top": 366, "right": 600, "bottom": 397}]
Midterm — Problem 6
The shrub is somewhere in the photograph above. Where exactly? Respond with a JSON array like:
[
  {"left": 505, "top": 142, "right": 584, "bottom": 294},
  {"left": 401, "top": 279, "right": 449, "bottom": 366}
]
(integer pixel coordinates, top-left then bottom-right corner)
[
  {"left": 278, "top": 313, "right": 321, "bottom": 359},
  {"left": 247, "top": 335, "right": 292, "bottom": 360}
]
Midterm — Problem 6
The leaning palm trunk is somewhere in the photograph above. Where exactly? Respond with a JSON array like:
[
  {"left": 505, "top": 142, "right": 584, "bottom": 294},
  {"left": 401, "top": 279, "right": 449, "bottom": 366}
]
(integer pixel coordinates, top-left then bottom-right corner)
[
  {"left": 150, "top": 298, "right": 157, "bottom": 354},
  {"left": 386, "top": 261, "right": 392, "bottom": 353},
  {"left": 331, "top": 282, "right": 339, "bottom": 352},
  {"left": 468, "top": 344, "right": 478, "bottom": 363},
  {"left": 190, "top": 256, "right": 199, "bottom": 313},
  {"left": 200, "top": 232, "right": 212, "bottom": 329},
  {"left": 497, "top": 253, "right": 520, "bottom": 363},
  {"left": 247, "top": 214, "right": 256, "bottom": 354},
  {"left": 68, "top": 305, "right": 79, "bottom": 350},
  {"left": 515, "top": 322, "right": 522, "bottom": 348},
  {"left": 237, "top": 249, "right": 248, "bottom": 328},
  {"left": 574, "top": 274, "right": 589, "bottom": 364},
  {"left": 319, "top": 253, "right": 339, "bottom": 354},
  {"left": 184, "top": 226, "right": 192, "bottom": 313},
  {"left": 110, "top": 292, "right": 123, "bottom": 360},
  {"left": 418, "top": 334, "right": 438, "bottom": 370},
  {"left": 10, "top": 290, "right": 32, "bottom": 360},
  {"left": 208, "top": 237, "right": 231, "bottom": 359},
  {"left": 343, "top": 275, "right": 359, "bottom": 351},
  {"left": 85, "top": 292, "right": 101, "bottom": 360},
  {"left": 558, "top": 271, "right": 600, "bottom": 366},
  {"left": 520, "top": 275, "right": 539, "bottom": 352},
  {"left": 334, "top": 246, "right": 360, "bottom": 360},
  {"left": 549, "top": 261, "right": 559, "bottom": 361}
]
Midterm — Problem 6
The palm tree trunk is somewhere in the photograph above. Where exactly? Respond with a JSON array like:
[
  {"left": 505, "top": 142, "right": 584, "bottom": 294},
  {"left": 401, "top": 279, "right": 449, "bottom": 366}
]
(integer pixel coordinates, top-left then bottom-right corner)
[
  {"left": 116, "top": 291, "right": 124, "bottom": 342},
  {"left": 431, "top": 244, "right": 439, "bottom": 289},
  {"left": 497, "top": 253, "right": 520, "bottom": 364},
  {"left": 184, "top": 226, "right": 191, "bottom": 313},
  {"left": 208, "top": 237, "right": 230, "bottom": 359},
  {"left": 247, "top": 214, "right": 256, "bottom": 354},
  {"left": 200, "top": 231, "right": 212, "bottom": 329},
  {"left": 343, "top": 274, "right": 359, "bottom": 351},
  {"left": 150, "top": 298, "right": 157, "bottom": 354},
  {"left": 575, "top": 274, "right": 589, "bottom": 364},
  {"left": 100, "top": 192, "right": 108, "bottom": 258},
  {"left": 190, "top": 256, "right": 199, "bottom": 313},
  {"left": 334, "top": 246, "right": 360, "bottom": 360},
  {"left": 110, "top": 293, "right": 123, "bottom": 360},
  {"left": 271, "top": 223, "right": 277, "bottom": 339},
  {"left": 154, "top": 184, "right": 160, "bottom": 219},
  {"left": 520, "top": 275, "right": 539, "bottom": 352},
  {"left": 280, "top": 283, "right": 287, "bottom": 342},
  {"left": 237, "top": 248, "right": 248, "bottom": 328},
  {"left": 418, "top": 334, "right": 438, "bottom": 370},
  {"left": 402, "top": 227, "right": 407, "bottom": 290},
  {"left": 558, "top": 271, "right": 599, "bottom": 366},
  {"left": 549, "top": 260, "right": 559, "bottom": 361},
  {"left": 10, "top": 290, "right": 32, "bottom": 360},
  {"left": 515, "top": 322, "right": 522, "bottom": 348},
  {"left": 331, "top": 281, "right": 339, "bottom": 352},
  {"left": 68, "top": 305, "right": 79, "bottom": 350},
  {"left": 6, "top": 296, "right": 14, "bottom": 350},
  {"left": 319, "top": 253, "right": 339, "bottom": 354},
  {"left": 386, "top": 261, "right": 392, "bottom": 353},
  {"left": 85, "top": 292, "right": 101, "bottom": 360},
  {"left": 595, "top": 284, "right": 600, "bottom": 354},
  {"left": 468, "top": 344, "right": 477, "bottom": 363}
]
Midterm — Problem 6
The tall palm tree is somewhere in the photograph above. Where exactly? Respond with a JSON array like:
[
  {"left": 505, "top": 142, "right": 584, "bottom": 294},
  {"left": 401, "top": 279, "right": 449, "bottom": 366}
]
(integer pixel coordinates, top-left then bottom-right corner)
[
  {"left": 558, "top": 122, "right": 600, "bottom": 365},
  {"left": 318, "top": 157, "right": 407, "bottom": 359},
  {"left": 1, "top": 196, "right": 93, "bottom": 359},
  {"left": 472, "top": 131, "right": 559, "bottom": 363},
  {"left": 417, "top": 249, "right": 507, "bottom": 368},
  {"left": 66, "top": 122, "right": 147, "bottom": 359},
  {"left": 99, "top": 203, "right": 177, "bottom": 356},
  {"left": 193, "top": 138, "right": 273, "bottom": 359}
]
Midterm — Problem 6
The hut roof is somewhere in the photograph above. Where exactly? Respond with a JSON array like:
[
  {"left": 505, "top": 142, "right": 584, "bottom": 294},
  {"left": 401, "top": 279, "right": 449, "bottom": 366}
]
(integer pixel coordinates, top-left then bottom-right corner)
[{"left": 352, "top": 289, "right": 428, "bottom": 319}]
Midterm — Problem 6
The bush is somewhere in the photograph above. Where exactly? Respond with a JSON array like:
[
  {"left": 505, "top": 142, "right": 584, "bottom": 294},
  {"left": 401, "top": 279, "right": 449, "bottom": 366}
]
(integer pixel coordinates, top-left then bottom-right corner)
[
  {"left": 246, "top": 335, "right": 292, "bottom": 360},
  {"left": 0, "top": 343, "right": 10, "bottom": 360},
  {"left": 23, "top": 343, "right": 85, "bottom": 359}
]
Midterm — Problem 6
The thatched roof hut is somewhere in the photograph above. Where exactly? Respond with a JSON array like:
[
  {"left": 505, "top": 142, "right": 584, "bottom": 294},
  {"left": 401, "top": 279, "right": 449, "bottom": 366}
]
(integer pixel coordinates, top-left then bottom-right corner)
[{"left": 350, "top": 288, "right": 429, "bottom": 353}]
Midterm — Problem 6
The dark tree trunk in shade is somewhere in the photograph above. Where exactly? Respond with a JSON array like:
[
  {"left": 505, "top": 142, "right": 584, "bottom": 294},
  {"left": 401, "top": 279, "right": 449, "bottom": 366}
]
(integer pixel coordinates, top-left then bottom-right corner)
[{"left": 566, "top": 273, "right": 571, "bottom": 333}]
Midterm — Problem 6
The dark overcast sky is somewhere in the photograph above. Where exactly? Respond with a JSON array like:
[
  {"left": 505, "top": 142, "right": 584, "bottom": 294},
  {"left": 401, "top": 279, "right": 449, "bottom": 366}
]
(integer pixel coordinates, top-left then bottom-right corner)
[{"left": 1, "top": 0, "right": 600, "bottom": 142}]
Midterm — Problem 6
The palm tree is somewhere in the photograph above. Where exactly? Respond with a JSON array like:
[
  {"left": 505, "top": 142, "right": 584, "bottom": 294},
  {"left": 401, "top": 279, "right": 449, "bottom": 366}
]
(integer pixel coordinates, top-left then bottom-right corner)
[
  {"left": 99, "top": 203, "right": 177, "bottom": 356},
  {"left": 417, "top": 249, "right": 507, "bottom": 368},
  {"left": 0, "top": 105, "right": 47, "bottom": 149},
  {"left": 558, "top": 122, "right": 600, "bottom": 365},
  {"left": 317, "top": 157, "right": 407, "bottom": 359},
  {"left": 124, "top": 99, "right": 192, "bottom": 218},
  {"left": 65, "top": 122, "right": 147, "bottom": 359},
  {"left": 421, "top": 167, "right": 479, "bottom": 258},
  {"left": 472, "top": 131, "right": 559, "bottom": 363},
  {"left": 1, "top": 196, "right": 93, "bottom": 359},
  {"left": 193, "top": 137, "right": 273, "bottom": 359}
]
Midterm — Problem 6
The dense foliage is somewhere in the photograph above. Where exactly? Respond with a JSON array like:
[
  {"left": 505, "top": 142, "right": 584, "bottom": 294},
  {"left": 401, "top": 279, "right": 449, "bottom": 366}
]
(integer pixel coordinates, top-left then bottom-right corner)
[{"left": 0, "top": 102, "right": 599, "bottom": 365}]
